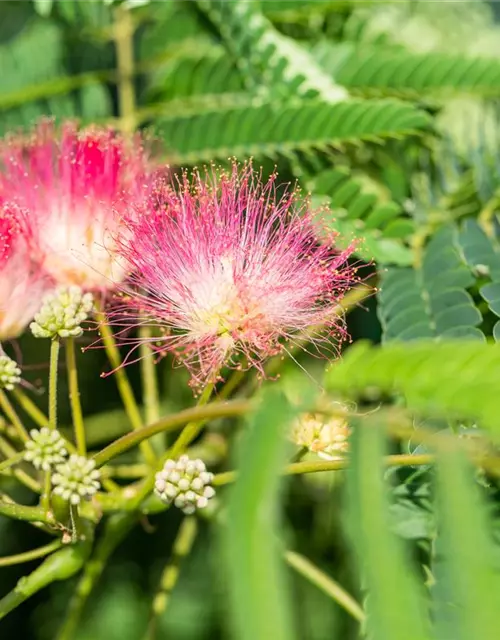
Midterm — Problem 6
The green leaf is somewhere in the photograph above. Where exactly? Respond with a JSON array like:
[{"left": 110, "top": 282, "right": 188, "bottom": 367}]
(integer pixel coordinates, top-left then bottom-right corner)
[
  {"left": 325, "top": 340, "right": 500, "bottom": 438},
  {"left": 432, "top": 445, "right": 500, "bottom": 640},
  {"left": 314, "top": 42, "right": 500, "bottom": 97},
  {"left": 309, "top": 167, "right": 413, "bottom": 265},
  {"left": 224, "top": 389, "right": 297, "bottom": 640},
  {"left": 197, "top": 0, "right": 347, "bottom": 101},
  {"left": 377, "top": 225, "right": 483, "bottom": 341},
  {"left": 156, "top": 99, "right": 431, "bottom": 165},
  {"left": 347, "top": 420, "right": 431, "bottom": 640}
]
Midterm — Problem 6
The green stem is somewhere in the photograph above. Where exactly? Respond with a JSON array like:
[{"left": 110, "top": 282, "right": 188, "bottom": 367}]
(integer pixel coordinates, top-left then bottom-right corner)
[
  {"left": 284, "top": 550, "right": 365, "bottom": 623},
  {"left": 0, "top": 389, "right": 29, "bottom": 442},
  {"left": 144, "top": 517, "right": 198, "bottom": 640},
  {"left": 113, "top": 3, "right": 137, "bottom": 133},
  {"left": 66, "top": 338, "right": 86, "bottom": 456},
  {"left": 56, "top": 513, "right": 136, "bottom": 640},
  {"left": 213, "top": 453, "right": 436, "bottom": 486},
  {"left": 0, "top": 497, "right": 52, "bottom": 524},
  {"left": 11, "top": 388, "right": 49, "bottom": 429},
  {"left": 0, "top": 436, "right": 40, "bottom": 493},
  {"left": 0, "top": 450, "right": 24, "bottom": 473},
  {"left": 0, "top": 540, "right": 62, "bottom": 568},
  {"left": 93, "top": 399, "right": 251, "bottom": 467},
  {"left": 0, "top": 540, "right": 91, "bottom": 621},
  {"left": 139, "top": 328, "right": 160, "bottom": 426},
  {"left": 49, "top": 338, "right": 60, "bottom": 431},
  {"left": 94, "top": 304, "right": 156, "bottom": 466},
  {"left": 168, "top": 382, "right": 215, "bottom": 459}
]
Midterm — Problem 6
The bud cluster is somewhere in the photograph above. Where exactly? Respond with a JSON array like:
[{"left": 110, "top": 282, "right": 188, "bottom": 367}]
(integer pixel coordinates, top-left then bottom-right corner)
[
  {"left": 0, "top": 354, "right": 21, "bottom": 390},
  {"left": 30, "top": 286, "right": 94, "bottom": 339},
  {"left": 24, "top": 427, "right": 67, "bottom": 471},
  {"left": 52, "top": 455, "right": 101, "bottom": 505},
  {"left": 291, "top": 408, "right": 351, "bottom": 460},
  {"left": 155, "top": 455, "right": 216, "bottom": 515}
]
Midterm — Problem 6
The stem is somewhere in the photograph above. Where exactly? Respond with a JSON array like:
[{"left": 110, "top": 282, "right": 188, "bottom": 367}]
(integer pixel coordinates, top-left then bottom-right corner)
[
  {"left": 66, "top": 338, "right": 86, "bottom": 456},
  {"left": 0, "top": 540, "right": 91, "bottom": 621},
  {"left": 113, "top": 3, "right": 137, "bottom": 134},
  {"left": 139, "top": 328, "right": 160, "bottom": 426},
  {"left": 11, "top": 388, "right": 49, "bottom": 429},
  {"left": 0, "top": 497, "right": 52, "bottom": 524},
  {"left": 213, "top": 453, "right": 436, "bottom": 486},
  {"left": 56, "top": 513, "right": 136, "bottom": 640},
  {"left": 0, "top": 436, "right": 40, "bottom": 493},
  {"left": 0, "top": 451, "right": 24, "bottom": 473},
  {"left": 94, "top": 303, "right": 156, "bottom": 465},
  {"left": 284, "top": 550, "right": 365, "bottom": 623},
  {"left": 0, "top": 389, "right": 29, "bottom": 442},
  {"left": 0, "top": 540, "right": 62, "bottom": 568},
  {"left": 93, "top": 399, "right": 251, "bottom": 467},
  {"left": 49, "top": 338, "right": 60, "bottom": 430},
  {"left": 168, "top": 382, "right": 215, "bottom": 459},
  {"left": 144, "top": 517, "right": 198, "bottom": 640}
]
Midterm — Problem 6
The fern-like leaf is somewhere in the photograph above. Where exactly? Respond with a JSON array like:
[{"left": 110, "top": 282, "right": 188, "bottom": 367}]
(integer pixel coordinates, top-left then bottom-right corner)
[
  {"left": 197, "top": 0, "right": 347, "bottom": 101},
  {"left": 325, "top": 340, "right": 500, "bottom": 437},
  {"left": 313, "top": 42, "right": 500, "bottom": 97},
  {"left": 156, "top": 99, "right": 431, "bottom": 165},
  {"left": 309, "top": 167, "right": 413, "bottom": 265},
  {"left": 378, "top": 225, "right": 482, "bottom": 341}
]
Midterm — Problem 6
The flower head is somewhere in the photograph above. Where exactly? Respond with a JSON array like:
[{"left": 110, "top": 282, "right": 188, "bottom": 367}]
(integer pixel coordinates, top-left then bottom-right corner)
[
  {"left": 0, "top": 352, "right": 21, "bottom": 389},
  {"left": 112, "top": 163, "right": 357, "bottom": 387},
  {"left": 291, "top": 409, "right": 351, "bottom": 460},
  {"left": 24, "top": 428, "right": 68, "bottom": 471},
  {"left": 30, "top": 286, "right": 94, "bottom": 339},
  {"left": 0, "top": 204, "right": 50, "bottom": 339},
  {"left": 51, "top": 454, "right": 101, "bottom": 504},
  {"left": 154, "top": 455, "right": 216, "bottom": 514},
  {"left": 0, "top": 120, "right": 150, "bottom": 290}
]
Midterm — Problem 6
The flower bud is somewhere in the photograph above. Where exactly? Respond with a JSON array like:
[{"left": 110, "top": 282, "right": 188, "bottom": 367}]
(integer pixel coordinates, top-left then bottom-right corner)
[
  {"left": 24, "top": 427, "right": 67, "bottom": 471},
  {"left": 51, "top": 454, "right": 101, "bottom": 505},
  {"left": 30, "top": 286, "right": 94, "bottom": 339},
  {"left": 0, "top": 354, "right": 21, "bottom": 390},
  {"left": 154, "top": 455, "right": 216, "bottom": 514}
]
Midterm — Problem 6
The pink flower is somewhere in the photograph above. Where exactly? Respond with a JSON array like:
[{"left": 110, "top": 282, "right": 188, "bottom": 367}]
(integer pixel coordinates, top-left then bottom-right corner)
[
  {"left": 110, "top": 164, "right": 358, "bottom": 388},
  {"left": 0, "top": 120, "right": 149, "bottom": 290},
  {"left": 0, "top": 204, "right": 50, "bottom": 340}
]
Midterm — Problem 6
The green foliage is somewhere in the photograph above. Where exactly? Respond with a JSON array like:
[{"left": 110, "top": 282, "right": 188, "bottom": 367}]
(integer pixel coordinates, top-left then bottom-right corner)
[
  {"left": 377, "top": 225, "right": 483, "bottom": 341},
  {"left": 309, "top": 166, "right": 413, "bottom": 264},
  {"left": 224, "top": 389, "right": 296, "bottom": 640},
  {"left": 347, "top": 421, "right": 431, "bottom": 640},
  {"left": 314, "top": 42, "right": 500, "bottom": 97},
  {"left": 325, "top": 340, "right": 500, "bottom": 436},
  {"left": 156, "top": 99, "right": 430, "bottom": 164}
]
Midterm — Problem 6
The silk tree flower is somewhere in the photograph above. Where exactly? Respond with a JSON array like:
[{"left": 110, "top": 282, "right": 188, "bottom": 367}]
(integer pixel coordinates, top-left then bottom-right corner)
[
  {"left": 111, "top": 164, "right": 358, "bottom": 388},
  {"left": 0, "top": 204, "right": 50, "bottom": 340},
  {"left": 0, "top": 119, "right": 149, "bottom": 290}
]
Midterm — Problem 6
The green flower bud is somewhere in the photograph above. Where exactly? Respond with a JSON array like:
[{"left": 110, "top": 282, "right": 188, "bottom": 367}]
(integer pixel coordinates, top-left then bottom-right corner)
[
  {"left": 30, "top": 286, "right": 94, "bottom": 339},
  {"left": 24, "top": 428, "right": 67, "bottom": 471},
  {"left": 154, "top": 455, "right": 215, "bottom": 515}
]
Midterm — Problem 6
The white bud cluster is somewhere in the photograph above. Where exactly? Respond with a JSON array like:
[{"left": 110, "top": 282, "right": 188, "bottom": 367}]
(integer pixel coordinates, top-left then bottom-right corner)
[
  {"left": 52, "top": 454, "right": 101, "bottom": 505},
  {"left": 24, "top": 427, "right": 67, "bottom": 471},
  {"left": 154, "top": 455, "right": 215, "bottom": 515},
  {"left": 0, "top": 355, "right": 21, "bottom": 390},
  {"left": 30, "top": 286, "right": 94, "bottom": 339}
]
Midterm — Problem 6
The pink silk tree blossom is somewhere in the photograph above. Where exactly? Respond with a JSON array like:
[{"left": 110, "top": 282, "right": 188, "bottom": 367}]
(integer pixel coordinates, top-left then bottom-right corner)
[
  {"left": 110, "top": 163, "right": 358, "bottom": 388},
  {"left": 0, "top": 205, "right": 51, "bottom": 340},
  {"left": 0, "top": 120, "right": 149, "bottom": 291}
]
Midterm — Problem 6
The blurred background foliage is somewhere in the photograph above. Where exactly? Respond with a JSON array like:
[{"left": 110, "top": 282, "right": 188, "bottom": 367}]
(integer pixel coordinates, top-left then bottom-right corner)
[{"left": 3, "top": 1, "right": 500, "bottom": 638}]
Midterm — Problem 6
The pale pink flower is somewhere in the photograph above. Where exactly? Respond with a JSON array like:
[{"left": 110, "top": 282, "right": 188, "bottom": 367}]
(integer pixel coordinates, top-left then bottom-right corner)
[
  {"left": 110, "top": 164, "right": 357, "bottom": 388},
  {"left": 0, "top": 120, "right": 149, "bottom": 290},
  {"left": 0, "top": 204, "right": 51, "bottom": 340}
]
